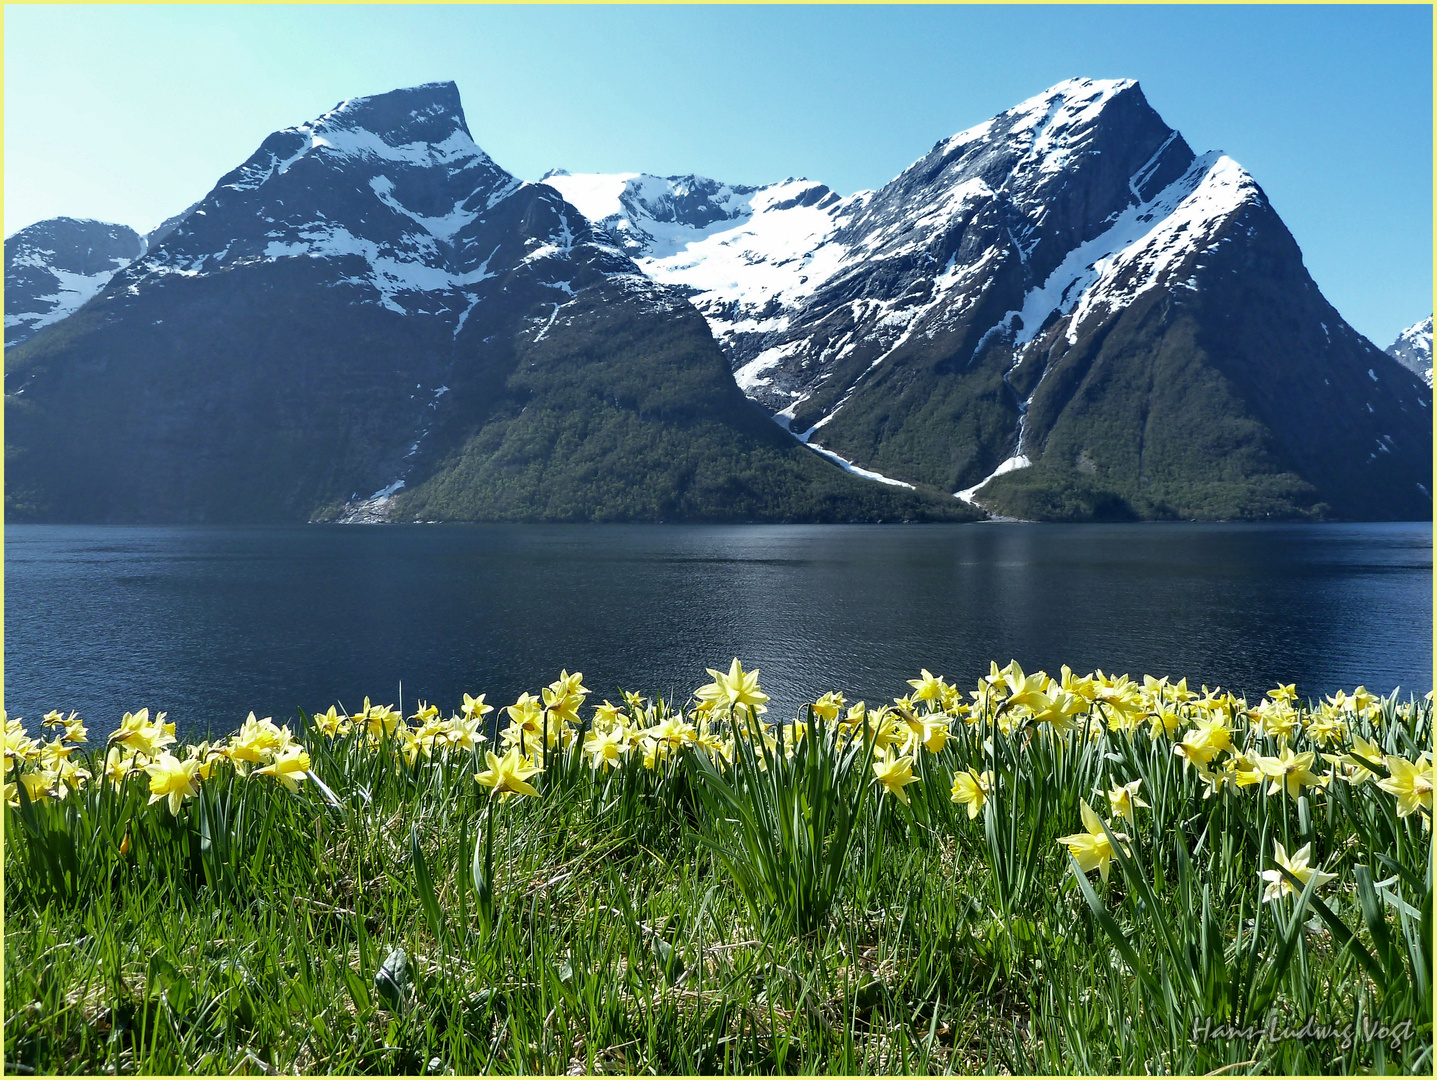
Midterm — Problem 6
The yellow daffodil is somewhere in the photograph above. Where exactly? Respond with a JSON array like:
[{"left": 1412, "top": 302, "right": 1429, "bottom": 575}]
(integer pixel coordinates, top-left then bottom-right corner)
[
  {"left": 949, "top": 768, "right": 993, "bottom": 819},
  {"left": 1248, "top": 700, "right": 1300, "bottom": 743},
  {"left": 187, "top": 742, "right": 226, "bottom": 781},
  {"left": 698, "top": 658, "right": 770, "bottom": 715},
  {"left": 811, "top": 691, "right": 845, "bottom": 723},
  {"left": 104, "top": 746, "right": 140, "bottom": 789},
  {"left": 907, "top": 669, "right": 946, "bottom": 705},
  {"left": 226, "top": 713, "right": 294, "bottom": 773},
  {"left": 645, "top": 715, "right": 697, "bottom": 753},
  {"left": 110, "top": 708, "right": 176, "bottom": 757},
  {"left": 583, "top": 726, "right": 627, "bottom": 771},
  {"left": 867, "top": 708, "right": 909, "bottom": 755},
  {"left": 51, "top": 755, "right": 92, "bottom": 797},
  {"left": 998, "top": 661, "right": 1051, "bottom": 712},
  {"left": 1107, "top": 779, "right": 1150, "bottom": 823},
  {"left": 1376, "top": 754, "right": 1433, "bottom": 820},
  {"left": 1173, "top": 727, "right": 1224, "bottom": 771},
  {"left": 475, "top": 747, "right": 542, "bottom": 801},
  {"left": 1267, "top": 683, "right": 1299, "bottom": 704},
  {"left": 904, "top": 714, "right": 950, "bottom": 755},
  {"left": 1094, "top": 672, "right": 1145, "bottom": 732},
  {"left": 1057, "top": 800, "right": 1129, "bottom": 883},
  {"left": 254, "top": 745, "right": 312, "bottom": 793},
  {"left": 541, "top": 684, "right": 583, "bottom": 727},
  {"left": 872, "top": 749, "right": 919, "bottom": 805},
  {"left": 358, "top": 698, "right": 403, "bottom": 741},
  {"left": 42, "top": 710, "right": 88, "bottom": 743},
  {"left": 438, "top": 713, "right": 486, "bottom": 754},
  {"left": 1323, "top": 734, "right": 1385, "bottom": 786},
  {"left": 1146, "top": 705, "right": 1183, "bottom": 740},
  {"left": 143, "top": 752, "right": 201, "bottom": 816},
  {"left": 461, "top": 693, "right": 494, "bottom": 721},
  {"left": 1030, "top": 689, "right": 1088, "bottom": 735},
  {"left": 1303, "top": 705, "right": 1348, "bottom": 747},
  {"left": 1253, "top": 747, "right": 1327, "bottom": 799},
  {"left": 1260, "top": 840, "right": 1336, "bottom": 902},
  {"left": 591, "top": 701, "right": 623, "bottom": 730},
  {"left": 312, "top": 705, "right": 351, "bottom": 738}
]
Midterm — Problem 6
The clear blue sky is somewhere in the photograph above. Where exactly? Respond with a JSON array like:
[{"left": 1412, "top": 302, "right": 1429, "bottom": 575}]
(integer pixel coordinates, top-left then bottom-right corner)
[{"left": 4, "top": 3, "right": 1431, "bottom": 346}]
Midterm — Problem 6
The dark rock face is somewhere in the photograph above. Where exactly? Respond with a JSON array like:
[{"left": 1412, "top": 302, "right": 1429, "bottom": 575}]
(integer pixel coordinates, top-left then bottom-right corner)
[
  {"left": 552, "top": 78, "right": 1432, "bottom": 521},
  {"left": 1386, "top": 316, "right": 1432, "bottom": 386},
  {"left": 5, "top": 83, "right": 968, "bottom": 525},
  {"left": 5, "top": 218, "right": 144, "bottom": 347}
]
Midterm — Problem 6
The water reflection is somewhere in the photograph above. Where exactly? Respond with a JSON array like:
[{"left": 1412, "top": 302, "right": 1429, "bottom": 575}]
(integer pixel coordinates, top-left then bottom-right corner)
[{"left": 4, "top": 522, "right": 1431, "bottom": 739}]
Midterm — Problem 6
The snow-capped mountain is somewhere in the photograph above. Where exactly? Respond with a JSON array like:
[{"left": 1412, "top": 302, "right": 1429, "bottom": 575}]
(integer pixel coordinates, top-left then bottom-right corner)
[
  {"left": 544, "top": 78, "right": 1431, "bottom": 521},
  {"left": 5, "top": 83, "right": 956, "bottom": 525},
  {"left": 5, "top": 208, "right": 203, "bottom": 349},
  {"left": 5, "top": 219, "right": 145, "bottom": 348},
  {"left": 1386, "top": 316, "right": 1432, "bottom": 386}
]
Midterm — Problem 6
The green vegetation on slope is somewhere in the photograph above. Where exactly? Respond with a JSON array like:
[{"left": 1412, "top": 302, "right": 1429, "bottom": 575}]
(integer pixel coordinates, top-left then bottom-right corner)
[{"left": 388, "top": 288, "right": 977, "bottom": 523}]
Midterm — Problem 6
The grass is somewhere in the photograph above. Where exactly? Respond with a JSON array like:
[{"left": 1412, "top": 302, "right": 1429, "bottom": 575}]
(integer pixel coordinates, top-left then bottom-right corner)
[{"left": 4, "top": 667, "right": 1432, "bottom": 1075}]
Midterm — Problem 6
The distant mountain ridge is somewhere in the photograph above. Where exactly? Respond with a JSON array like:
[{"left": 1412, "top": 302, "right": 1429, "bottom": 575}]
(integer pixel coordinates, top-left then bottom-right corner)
[
  {"left": 5, "top": 82, "right": 969, "bottom": 525},
  {"left": 1386, "top": 316, "right": 1432, "bottom": 386},
  {"left": 542, "top": 78, "right": 1431, "bottom": 521}
]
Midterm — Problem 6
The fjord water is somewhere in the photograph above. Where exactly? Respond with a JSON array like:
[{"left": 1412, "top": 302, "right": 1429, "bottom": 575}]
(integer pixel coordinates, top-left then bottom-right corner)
[{"left": 4, "top": 523, "right": 1431, "bottom": 738}]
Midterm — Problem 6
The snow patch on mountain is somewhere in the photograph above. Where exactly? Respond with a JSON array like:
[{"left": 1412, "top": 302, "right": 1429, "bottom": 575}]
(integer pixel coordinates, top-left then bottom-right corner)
[
  {"left": 6, "top": 263, "right": 124, "bottom": 335},
  {"left": 541, "top": 171, "right": 859, "bottom": 346}
]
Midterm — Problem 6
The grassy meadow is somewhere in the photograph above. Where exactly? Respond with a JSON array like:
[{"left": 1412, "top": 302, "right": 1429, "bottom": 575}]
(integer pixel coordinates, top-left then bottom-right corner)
[{"left": 3, "top": 662, "right": 1432, "bottom": 1074}]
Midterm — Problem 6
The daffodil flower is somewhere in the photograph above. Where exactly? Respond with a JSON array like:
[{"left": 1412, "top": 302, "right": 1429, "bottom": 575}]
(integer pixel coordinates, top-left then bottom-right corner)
[
  {"left": 312, "top": 705, "right": 351, "bottom": 738},
  {"left": 907, "top": 669, "right": 946, "bottom": 705},
  {"left": 1253, "top": 747, "right": 1327, "bottom": 799},
  {"left": 1376, "top": 754, "right": 1433, "bottom": 820},
  {"left": 583, "top": 726, "right": 627, "bottom": 771},
  {"left": 1106, "top": 779, "right": 1150, "bottom": 824},
  {"left": 1323, "top": 734, "right": 1385, "bottom": 786},
  {"left": 872, "top": 749, "right": 919, "bottom": 805},
  {"left": 1057, "top": 800, "right": 1129, "bottom": 883},
  {"left": 697, "top": 658, "right": 770, "bottom": 714},
  {"left": 475, "top": 747, "right": 542, "bottom": 801},
  {"left": 461, "top": 693, "right": 494, "bottom": 721},
  {"left": 949, "top": 768, "right": 993, "bottom": 819},
  {"left": 255, "top": 745, "right": 312, "bottom": 793},
  {"left": 143, "top": 752, "right": 202, "bottom": 816},
  {"left": 1259, "top": 840, "right": 1336, "bottom": 902}
]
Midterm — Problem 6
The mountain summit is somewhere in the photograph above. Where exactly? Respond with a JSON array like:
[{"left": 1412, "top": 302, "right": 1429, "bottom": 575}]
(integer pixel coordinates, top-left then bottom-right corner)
[
  {"left": 5, "top": 83, "right": 966, "bottom": 524},
  {"left": 544, "top": 78, "right": 1431, "bottom": 521},
  {"left": 1386, "top": 316, "right": 1432, "bottom": 386}
]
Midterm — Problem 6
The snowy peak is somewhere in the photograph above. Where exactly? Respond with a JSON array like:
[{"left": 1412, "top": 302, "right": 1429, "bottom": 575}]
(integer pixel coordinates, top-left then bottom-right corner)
[
  {"left": 218, "top": 81, "right": 493, "bottom": 198},
  {"left": 4, "top": 217, "right": 144, "bottom": 347},
  {"left": 1387, "top": 315, "right": 1433, "bottom": 385},
  {"left": 115, "top": 83, "right": 537, "bottom": 318}
]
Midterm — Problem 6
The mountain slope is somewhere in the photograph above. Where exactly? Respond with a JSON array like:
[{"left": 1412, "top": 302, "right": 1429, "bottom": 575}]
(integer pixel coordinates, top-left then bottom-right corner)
[
  {"left": 1386, "top": 316, "right": 1432, "bottom": 386},
  {"left": 4, "top": 82, "right": 974, "bottom": 525},
  {"left": 545, "top": 78, "right": 1432, "bottom": 521}
]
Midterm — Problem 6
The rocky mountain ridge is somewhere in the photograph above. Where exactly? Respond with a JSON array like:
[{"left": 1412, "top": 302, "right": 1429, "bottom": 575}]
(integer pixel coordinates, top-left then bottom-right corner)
[
  {"left": 542, "top": 78, "right": 1432, "bottom": 521},
  {"left": 5, "top": 82, "right": 966, "bottom": 524}
]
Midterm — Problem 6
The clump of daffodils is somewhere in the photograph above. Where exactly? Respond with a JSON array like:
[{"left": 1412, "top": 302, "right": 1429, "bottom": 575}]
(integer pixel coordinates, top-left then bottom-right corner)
[{"left": 4, "top": 665, "right": 1428, "bottom": 847}]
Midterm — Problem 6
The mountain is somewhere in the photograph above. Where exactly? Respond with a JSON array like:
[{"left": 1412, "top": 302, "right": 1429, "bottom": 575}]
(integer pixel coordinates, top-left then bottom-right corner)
[
  {"left": 5, "top": 209, "right": 203, "bottom": 350},
  {"left": 543, "top": 78, "right": 1432, "bottom": 521},
  {"left": 1386, "top": 316, "right": 1432, "bottom": 386},
  {"left": 5, "top": 218, "right": 145, "bottom": 348},
  {"left": 5, "top": 82, "right": 974, "bottom": 524}
]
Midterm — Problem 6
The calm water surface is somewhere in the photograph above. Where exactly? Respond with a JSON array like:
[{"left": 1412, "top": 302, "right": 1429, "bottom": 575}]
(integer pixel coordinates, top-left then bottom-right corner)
[{"left": 4, "top": 523, "right": 1431, "bottom": 738}]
